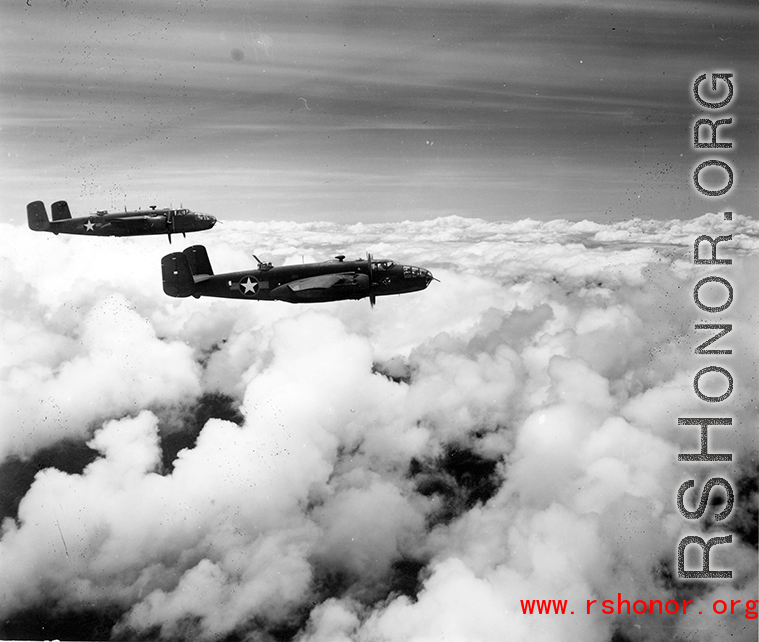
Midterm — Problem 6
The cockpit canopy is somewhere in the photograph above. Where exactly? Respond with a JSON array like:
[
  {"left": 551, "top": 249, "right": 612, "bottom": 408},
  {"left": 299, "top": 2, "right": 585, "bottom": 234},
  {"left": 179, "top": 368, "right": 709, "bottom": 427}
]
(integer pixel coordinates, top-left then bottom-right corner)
[{"left": 372, "top": 260, "right": 394, "bottom": 271}]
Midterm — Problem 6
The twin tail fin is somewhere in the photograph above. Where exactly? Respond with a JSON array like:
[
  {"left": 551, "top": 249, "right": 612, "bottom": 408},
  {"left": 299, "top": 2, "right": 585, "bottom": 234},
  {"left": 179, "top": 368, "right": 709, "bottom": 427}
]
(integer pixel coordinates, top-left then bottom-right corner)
[
  {"left": 27, "top": 201, "right": 51, "bottom": 231},
  {"left": 27, "top": 200, "right": 72, "bottom": 231},
  {"left": 162, "top": 245, "right": 213, "bottom": 298},
  {"left": 51, "top": 201, "right": 72, "bottom": 221}
]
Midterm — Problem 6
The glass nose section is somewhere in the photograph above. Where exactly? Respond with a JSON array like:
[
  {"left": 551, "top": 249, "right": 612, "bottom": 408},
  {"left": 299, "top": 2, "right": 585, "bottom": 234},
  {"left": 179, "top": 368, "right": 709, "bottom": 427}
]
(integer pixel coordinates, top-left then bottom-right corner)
[
  {"left": 196, "top": 212, "right": 217, "bottom": 227},
  {"left": 424, "top": 269, "right": 438, "bottom": 286},
  {"left": 403, "top": 265, "right": 435, "bottom": 286}
]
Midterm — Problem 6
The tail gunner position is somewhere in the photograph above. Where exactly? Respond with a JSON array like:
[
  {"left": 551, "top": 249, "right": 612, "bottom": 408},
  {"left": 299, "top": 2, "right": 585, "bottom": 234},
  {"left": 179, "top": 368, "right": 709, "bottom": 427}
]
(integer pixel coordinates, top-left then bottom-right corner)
[{"left": 162, "top": 245, "right": 436, "bottom": 306}]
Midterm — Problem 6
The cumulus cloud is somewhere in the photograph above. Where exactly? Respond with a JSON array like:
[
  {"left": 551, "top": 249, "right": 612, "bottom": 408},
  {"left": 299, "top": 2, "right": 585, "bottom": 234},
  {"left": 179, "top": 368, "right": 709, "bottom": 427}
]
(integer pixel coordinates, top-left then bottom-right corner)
[{"left": 0, "top": 214, "right": 757, "bottom": 641}]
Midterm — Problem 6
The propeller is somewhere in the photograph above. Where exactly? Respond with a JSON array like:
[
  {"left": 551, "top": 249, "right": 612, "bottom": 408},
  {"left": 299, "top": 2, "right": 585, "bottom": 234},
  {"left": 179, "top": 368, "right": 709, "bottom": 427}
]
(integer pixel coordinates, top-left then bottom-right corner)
[
  {"left": 166, "top": 208, "right": 174, "bottom": 244},
  {"left": 367, "top": 252, "right": 376, "bottom": 308},
  {"left": 179, "top": 204, "right": 187, "bottom": 238}
]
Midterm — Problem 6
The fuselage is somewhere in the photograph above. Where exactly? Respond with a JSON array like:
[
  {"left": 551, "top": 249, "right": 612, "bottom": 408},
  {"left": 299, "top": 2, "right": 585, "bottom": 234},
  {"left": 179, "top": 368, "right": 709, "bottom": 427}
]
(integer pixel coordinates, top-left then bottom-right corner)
[
  {"left": 193, "top": 257, "right": 433, "bottom": 303},
  {"left": 49, "top": 208, "right": 216, "bottom": 237}
]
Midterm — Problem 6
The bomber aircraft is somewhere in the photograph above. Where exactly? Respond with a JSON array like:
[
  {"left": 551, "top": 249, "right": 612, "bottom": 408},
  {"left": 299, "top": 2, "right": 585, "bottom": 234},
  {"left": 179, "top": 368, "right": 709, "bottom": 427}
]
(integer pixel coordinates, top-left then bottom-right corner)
[
  {"left": 27, "top": 200, "right": 216, "bottom": 243},
  {"left": 162, "top": 245, "right": 436, "bottom": 305}
]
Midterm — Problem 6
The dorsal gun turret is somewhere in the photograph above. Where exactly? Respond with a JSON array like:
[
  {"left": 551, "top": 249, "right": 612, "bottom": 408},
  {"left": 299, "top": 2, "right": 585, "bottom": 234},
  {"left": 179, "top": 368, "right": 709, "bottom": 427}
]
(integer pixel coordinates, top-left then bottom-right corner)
[{"left": 253, "top": 254, "right": 273, "bottom": 271}]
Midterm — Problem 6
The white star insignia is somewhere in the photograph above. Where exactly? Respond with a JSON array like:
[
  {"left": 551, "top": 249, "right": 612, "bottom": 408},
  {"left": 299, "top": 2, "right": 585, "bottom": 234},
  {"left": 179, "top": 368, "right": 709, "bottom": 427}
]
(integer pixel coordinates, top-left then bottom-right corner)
[
  {"left": 240, "top": 276, "right": 258, "bottom": 295},
  {"left": 84, "top": 219, "right": 95, "bottom": 232}
]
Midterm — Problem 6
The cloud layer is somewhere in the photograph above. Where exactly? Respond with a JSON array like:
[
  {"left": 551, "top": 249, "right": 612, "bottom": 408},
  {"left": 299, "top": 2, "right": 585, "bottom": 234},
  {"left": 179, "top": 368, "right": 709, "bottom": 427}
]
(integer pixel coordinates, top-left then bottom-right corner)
[{"left": 1, "top": 214, "right": 757, "bottom": 641}]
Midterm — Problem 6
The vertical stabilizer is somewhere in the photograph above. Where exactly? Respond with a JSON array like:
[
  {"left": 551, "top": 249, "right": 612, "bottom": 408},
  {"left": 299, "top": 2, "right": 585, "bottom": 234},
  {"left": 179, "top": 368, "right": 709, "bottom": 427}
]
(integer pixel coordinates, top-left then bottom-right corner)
[
  {"left": 162, "top": 252, "right": 196, "bottom": 297},
  {"left": 27, "top": 201, "right": 51, "bottom": 231},
  {"left": 183, "top": 245, "right": 214, "bottom": 276},
  {"left": 51, "top": 200, "right": 72, "bottom": 221}
]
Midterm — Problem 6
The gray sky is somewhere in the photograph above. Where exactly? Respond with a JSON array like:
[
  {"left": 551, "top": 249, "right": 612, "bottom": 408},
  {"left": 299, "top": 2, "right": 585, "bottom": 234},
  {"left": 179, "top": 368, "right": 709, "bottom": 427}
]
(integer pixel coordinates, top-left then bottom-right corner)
[{"left": 2, "top": 0, "right": 757, "bottom": 223}]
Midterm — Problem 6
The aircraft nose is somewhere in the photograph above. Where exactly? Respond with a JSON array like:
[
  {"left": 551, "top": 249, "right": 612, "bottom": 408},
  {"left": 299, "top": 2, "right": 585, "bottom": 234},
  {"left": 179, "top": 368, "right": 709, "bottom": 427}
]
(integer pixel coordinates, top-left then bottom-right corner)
[
  {"left": 425, "top": 269, "right": 435, "bottom": 286},
  {"left": 197, "top": 213, "right": 216, "bottom": 228}
]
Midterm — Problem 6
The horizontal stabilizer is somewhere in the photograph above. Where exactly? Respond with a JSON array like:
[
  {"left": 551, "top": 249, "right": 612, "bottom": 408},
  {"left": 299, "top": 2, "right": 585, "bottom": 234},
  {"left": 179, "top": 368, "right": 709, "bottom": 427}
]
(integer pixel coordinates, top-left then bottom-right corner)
[
  {"left": 162, "top": 252, "right": 196, "bottom": 297},
  {"left": 51, "top": 200, "right": 72, "bottom": 221},
  {"left": 27, "top": 201, "right": 50, "bottom": 232}
]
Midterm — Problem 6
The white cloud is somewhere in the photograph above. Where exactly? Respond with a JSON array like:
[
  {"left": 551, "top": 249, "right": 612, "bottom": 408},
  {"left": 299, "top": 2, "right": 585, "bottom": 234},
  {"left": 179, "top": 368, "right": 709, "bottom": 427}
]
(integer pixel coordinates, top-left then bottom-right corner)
[{"left": 1, "top": 214, "right": 756, "bottom": 640}]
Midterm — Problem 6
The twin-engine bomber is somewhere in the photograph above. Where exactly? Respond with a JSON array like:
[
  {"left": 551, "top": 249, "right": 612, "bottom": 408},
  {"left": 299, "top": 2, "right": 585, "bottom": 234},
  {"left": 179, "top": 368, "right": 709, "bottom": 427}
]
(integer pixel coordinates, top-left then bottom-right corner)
[
  {"left": 162, "top": 245, "right": 435, "bottom": 305},
  {"left": 27, "top": 200, "right": 216, "bottom": 243}
]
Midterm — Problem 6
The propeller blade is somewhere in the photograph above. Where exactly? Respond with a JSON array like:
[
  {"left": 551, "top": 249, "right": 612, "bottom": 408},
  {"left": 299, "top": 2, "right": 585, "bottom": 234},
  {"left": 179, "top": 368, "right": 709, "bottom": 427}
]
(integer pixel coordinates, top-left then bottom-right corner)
[
  {"left": 367, "top": 252, "right": 375, "bottom": 308},
  {"left": 166, "top": 209, "right": 174, "bottom": 244}
]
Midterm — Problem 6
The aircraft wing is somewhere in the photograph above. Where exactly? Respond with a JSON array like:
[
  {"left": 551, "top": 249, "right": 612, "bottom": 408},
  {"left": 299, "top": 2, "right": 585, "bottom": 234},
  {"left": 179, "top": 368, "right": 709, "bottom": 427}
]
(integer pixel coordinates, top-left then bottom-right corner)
[
  {"left": 270, "top": 272, "right": 370, "bottom": 302},
  {"left": 287, "top": 273, "right": 363, "bottom": 291},
  {"left": 101, "top": 215, "right": 163, "bottom": 230}
]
